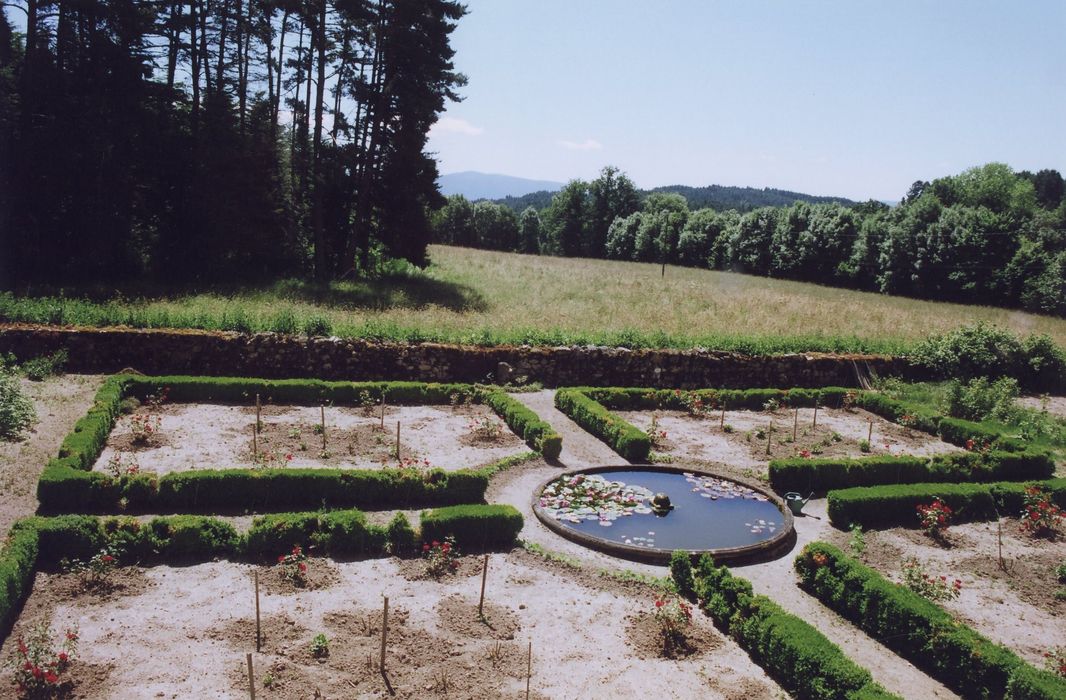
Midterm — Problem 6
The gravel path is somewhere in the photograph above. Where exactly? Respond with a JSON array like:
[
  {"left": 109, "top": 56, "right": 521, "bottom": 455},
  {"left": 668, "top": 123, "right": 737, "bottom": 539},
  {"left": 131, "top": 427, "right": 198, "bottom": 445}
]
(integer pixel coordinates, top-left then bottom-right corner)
[{"left": 510, "top": 389, "right": 621, "bottom": 467}]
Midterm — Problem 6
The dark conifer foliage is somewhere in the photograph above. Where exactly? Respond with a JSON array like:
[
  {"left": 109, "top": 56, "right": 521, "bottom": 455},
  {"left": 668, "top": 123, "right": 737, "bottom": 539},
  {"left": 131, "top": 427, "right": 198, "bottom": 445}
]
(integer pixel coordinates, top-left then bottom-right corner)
[{"left": 0, "top": 0, "right": 466, "bottom": 288}]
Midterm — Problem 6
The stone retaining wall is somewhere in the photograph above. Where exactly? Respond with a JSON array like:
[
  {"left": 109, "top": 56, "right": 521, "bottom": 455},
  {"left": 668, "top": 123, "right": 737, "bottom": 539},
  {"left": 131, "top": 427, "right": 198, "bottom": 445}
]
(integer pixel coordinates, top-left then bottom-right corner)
[{"left": 0, "top": 324, "right": 918, "bottom": 388}]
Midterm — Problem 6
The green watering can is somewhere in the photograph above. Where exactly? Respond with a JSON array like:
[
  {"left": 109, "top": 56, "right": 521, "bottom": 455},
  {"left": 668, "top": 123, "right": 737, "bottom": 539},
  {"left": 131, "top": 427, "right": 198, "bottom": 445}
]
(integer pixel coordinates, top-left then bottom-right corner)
[{"left": 784, "top": 492, "right": 813, "bottom": 515}]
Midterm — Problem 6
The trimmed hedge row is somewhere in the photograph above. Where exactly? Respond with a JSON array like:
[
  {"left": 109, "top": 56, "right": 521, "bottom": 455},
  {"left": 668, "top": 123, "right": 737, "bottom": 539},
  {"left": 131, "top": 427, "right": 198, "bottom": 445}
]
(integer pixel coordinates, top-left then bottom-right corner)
[
  {"left": 826, "top": 478, "right": 1066, "bottom": 529},
  {"left": 0, "top": 504, "right": 523, "bottom": 637},
  {"left": 769, "top": 450, "right": 1055, "bottom": 493},
  {"left": 420, "top": 504, "right": 525, "bottom": 550},
  {"left": 554, "top": 389, "right": 650, "bottom": 462},
  {"left": 481, "top": 392, "right": 562, "bottom": 460},
  {"left": 692, "top": 554, "right": 898, "bottom": 700},
  {"left": 795, "top": 543, "right": 1066, "bottom": 699},
  {"left": 38, "top": 376, "right": 556, "bottom": 514}
]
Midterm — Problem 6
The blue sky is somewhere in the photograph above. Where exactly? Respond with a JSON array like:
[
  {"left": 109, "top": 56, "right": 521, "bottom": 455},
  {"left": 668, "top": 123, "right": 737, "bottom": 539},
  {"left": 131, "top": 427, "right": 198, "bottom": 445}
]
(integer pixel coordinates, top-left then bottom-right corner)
[{"left": 427, "top": 0, "right": 1066, "bottom": 201}]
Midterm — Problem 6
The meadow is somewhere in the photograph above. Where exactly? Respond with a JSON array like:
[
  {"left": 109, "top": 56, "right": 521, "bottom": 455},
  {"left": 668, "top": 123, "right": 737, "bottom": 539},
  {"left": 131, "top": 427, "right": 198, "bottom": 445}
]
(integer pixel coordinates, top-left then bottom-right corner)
[{"left": 3, "top": 245, "right": 1065, "bottom": 354}]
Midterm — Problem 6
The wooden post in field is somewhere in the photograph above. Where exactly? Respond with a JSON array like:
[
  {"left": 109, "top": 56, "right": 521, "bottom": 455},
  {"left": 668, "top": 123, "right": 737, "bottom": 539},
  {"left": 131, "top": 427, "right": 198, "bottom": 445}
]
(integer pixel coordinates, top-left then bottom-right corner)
[
  {"left": 246, "top": 653, "right": 256, "bottom": 700},
  {"left": 661, "top": 261, "right": 665, "bottom": 277},
  {"left": 765, "top": 421, "right": 772, "bottom": 456},
  {"left": 395, "top": 422, "right": 401, "bottom": 460},
  {"left": 792, "top": 408, "right": 799, "bottom": 442},
  {"left": 478, "top": 554, "right": 489, "bottom": 618},
  {"left": 255, "top": 394, "right": 261, "bottom": 433},
  {"left": 812, "top": 402, "right": 819, "bottom": 429},
  {"left": 867, "top": 419, "right": 874, "bottom": 444},
  {"left": 254, "top": 570, "right": 261, "bottom": 653},
  {"left": 320, "top": 405, "right": 327, "bottom": 452},
  {"left": 252, "top": 424, "right": 258, "bottom": 458},
  {"left": 380, "top": 398, "right": 386, "bottom": 428},
  {"left": 720, "top": 406, "right": 726, "bottom": 430},
  {"left": 525, "top": 641, "right": 532, "bottom": 700},
  {"left": 380, "top": 596, "right": 389, "bottom": 672}
]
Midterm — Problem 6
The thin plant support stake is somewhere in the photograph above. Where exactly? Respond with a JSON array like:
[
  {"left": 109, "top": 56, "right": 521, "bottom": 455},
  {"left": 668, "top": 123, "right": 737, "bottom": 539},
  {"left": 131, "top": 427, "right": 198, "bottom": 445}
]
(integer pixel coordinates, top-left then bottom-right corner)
[
  {"left": 255, "top": 394, "right": 261, "bottom": 434},
  {"left": 396, "top": 421, "right": 401, "bottom": 460},
  {"left": 321, "top": 405, "right": 327, "bottom": 452},
  {"left": 812, "top": 402, "right": 819, "bottom": 429},
  {"left": 526, "top": 641, "right": 532, "bottom": 700},
  {"left": 254, "top": 570, "right": 261, "bottom": 653},
  {"left": 252, "top": 424, "right": 258, "bottom": 458},
  {"left": 867, "top": 419, "right": 873, "bottom": 444},
  {"left": 766, "top": 421, "right": 772, "bottom": 457},
  {"left": 380, "top": 398, "right": 385, "bottom": 428},
  {"left": 380, "top": 596, "right": 389, "bottom": 672},
  {"left": 720, "top": 406, "right": 726, "bottom": 430},
  {"left": 793, "top": 408, "right": 798, "bottom": 441},
  {"left": 478, "top": 555, "right": 489, "bottom": 618},
  {"left": 246, "top": 653, "right": 256, "bottom": 700}
]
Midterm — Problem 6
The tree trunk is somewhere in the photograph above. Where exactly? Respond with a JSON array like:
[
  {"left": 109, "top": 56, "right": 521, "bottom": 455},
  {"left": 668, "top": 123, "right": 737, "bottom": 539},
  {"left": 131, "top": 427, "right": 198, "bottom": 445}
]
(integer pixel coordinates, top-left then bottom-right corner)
[
  {"left": 274, "top": 8, "right": 289, "bottom": 132},
  {"left": 215, "top": 0, "right": 228, "bottom": 93},
  {"left": 312, "top": 0, "right": 328, "bottom": 281},
  {"left": 190, "top": 0, "right": 201, "bottom": 131}
]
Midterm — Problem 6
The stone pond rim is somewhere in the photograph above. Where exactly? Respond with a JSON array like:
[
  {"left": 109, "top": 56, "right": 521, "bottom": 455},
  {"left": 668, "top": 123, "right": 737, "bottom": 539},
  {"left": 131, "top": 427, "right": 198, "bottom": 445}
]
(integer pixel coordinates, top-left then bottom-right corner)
[
  {"left": 0, "top": 323, "right": 916, "bottom": 387},
  {"left": 531, "top": 465, "right": 796, "bottom": 566}
]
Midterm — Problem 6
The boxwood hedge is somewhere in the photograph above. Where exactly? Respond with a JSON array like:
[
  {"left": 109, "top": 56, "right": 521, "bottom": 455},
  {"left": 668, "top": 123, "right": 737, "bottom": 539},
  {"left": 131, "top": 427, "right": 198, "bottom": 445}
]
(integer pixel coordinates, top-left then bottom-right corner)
[
  {"left": 692, "top": 554, "right": 898, "bottom": 700},
  {"left": 554, "top": 389, "right": 650, "bottom": 462},
  {"left": 826, "top": 478, "right": 1066, "bottom": 529},
  {"left": 37, "top": 375, "right": 557, "bottom": 514},
  {"left": 795, "top": 543, "right": 1066, "bottom": 699}
]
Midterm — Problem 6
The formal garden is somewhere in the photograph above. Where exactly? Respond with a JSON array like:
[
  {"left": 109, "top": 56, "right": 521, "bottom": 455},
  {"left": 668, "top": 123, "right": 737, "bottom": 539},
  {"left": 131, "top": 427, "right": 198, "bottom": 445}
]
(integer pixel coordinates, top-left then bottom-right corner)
[{"left": 0, "top": 347, "right": 1064, "bottom": 699}]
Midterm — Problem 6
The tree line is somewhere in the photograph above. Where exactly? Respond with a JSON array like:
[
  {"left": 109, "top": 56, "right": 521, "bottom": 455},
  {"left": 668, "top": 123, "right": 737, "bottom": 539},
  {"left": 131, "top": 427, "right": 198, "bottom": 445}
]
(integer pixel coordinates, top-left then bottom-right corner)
[
  {"left": 0, "top": 0, "right": 465, "bottom": 289},
  {"left": 432, "top": 164, "right": 1066, "bottom": 316}
]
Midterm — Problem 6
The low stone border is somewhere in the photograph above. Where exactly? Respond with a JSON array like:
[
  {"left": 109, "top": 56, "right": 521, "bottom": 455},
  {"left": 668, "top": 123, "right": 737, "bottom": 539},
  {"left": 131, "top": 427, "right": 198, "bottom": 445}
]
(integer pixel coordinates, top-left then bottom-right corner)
[
  {"left": 530, "top": 464, "right": 795, "bottom": 565},
  {"left": 0, "top": 323, "right": 914, "bottom": 388}
]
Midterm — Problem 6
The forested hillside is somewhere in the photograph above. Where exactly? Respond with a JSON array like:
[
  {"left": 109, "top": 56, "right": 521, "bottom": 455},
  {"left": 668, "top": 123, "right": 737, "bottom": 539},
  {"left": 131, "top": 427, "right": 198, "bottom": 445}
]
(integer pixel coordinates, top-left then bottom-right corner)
[
  {"left": 0, "top": 0, "right": 466, "bottom": 288},
  {"left": 432, "top": 164, "right": 1066, "bottom": 316}
]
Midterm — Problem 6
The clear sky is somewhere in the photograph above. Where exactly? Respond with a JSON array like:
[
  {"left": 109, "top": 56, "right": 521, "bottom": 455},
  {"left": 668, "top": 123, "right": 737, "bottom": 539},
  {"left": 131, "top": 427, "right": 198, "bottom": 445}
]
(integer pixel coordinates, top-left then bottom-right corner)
[{"left": 426, "top": 0, "right": 1066, "bottom": 202}]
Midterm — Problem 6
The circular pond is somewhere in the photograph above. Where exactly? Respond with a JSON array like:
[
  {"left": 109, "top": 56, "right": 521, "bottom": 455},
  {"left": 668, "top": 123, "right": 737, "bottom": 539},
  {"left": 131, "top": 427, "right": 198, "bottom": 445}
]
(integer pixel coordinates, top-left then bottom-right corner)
[{"left": 532, "top": 466, "right": 794, "bottom": 564}]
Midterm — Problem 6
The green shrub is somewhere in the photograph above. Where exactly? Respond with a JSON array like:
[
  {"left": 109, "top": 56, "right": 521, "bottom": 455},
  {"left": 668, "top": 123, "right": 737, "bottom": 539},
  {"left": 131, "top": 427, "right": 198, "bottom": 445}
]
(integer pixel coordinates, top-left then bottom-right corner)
[
  {"left": 555, "top": 389, "right": 650, "bottom": 461},
  {"left": 482, "top": 391, "right": 562, "bottom": 459},
  {"left": 795, "top": 543, "right": 1066, "bottom": 699},
  {"left": 302, "top": 315, "right": 333, "bottom": 337},
  {"left": 770, "top": 450, "right": 1054, "bottom": 493},
  {"left": 244, "top": 510, "right": 386, "bottom": 559},
  {"left": 269, "top": 308, "right": 299, "bottom": 334},
  {"left": 944, "top": 376, "right": 1019, "bottom": 422},
  {"left": 0, "top": 522, "right": 40, "bottom": 636},
  {"left": 420, "top": 504, "right": 523, "bottom": 550},
  {"left": 669, "top": 550, "right": 694, "bottom": 598},
  {"left": 20, "top": 350, "right": 68, "bottom": 381},
  {"left": 1007, "top": 664, "right": 1066, "bottom": 700},
  {"left": 0, "top": 369, "right": 36, "bottom": 440},
  {"left": 691, "top": 554, "right": 896, "bottom": 700},
  {"left": 385, "top": 513, "right": 416, "bottom": 555},
  {"left": 826, "top": 479, "right": 1066, "bottom": 529},
  {"left": 144, "top": 516, "right": 240, "bottom": 560}
]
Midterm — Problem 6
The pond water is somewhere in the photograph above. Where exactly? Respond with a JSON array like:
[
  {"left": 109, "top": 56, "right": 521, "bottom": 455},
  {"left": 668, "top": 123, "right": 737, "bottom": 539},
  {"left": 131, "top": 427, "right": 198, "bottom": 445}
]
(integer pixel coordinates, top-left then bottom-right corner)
[{"left": 537, "top": 469, "right": 786, "bottom": 552}]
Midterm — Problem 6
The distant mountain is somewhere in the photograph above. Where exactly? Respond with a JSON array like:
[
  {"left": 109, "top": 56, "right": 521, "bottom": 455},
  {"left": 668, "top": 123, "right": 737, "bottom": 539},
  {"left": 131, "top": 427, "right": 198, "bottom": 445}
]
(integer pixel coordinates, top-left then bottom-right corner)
[
  {"left": 648, "top": 184, "right": 857, "bottom": 211},
  {"left": 438, "top": 171, "right": 564, "bottom": 200}
]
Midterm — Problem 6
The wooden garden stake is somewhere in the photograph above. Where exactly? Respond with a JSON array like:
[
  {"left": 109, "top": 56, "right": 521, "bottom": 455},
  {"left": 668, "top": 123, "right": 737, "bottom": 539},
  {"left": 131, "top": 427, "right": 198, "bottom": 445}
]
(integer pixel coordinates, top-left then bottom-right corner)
[
  {"left": 396, "top": 421, "right": 401, "bottom": 460},
  {"left": 246, "top": 653, "right": 256, "bottom": 700},
  {"left": 812, "top": 402, "right": 819, "bottom": 429},
  {"left": 720, "top": 406, "right": 726, "bottom": 429},
  {"left": 478, "top": 554, "right": 489, "bottom": 618},
  {"left": 254, "top": 570, "right": 261, "bottom": 653},
  {"left": 765, "top": 421, "right": 772, "bottom": 456},
  {"left": 380, "top": 596, "right": 389, "bottom": 672},
  {"left": 867, "top": 419, "right": 874, "bottom": 444},
  {"left": 320, "top": 405, "right": 327, "bottom": 451},
  {"left": 792, "top": 408, "right": 799, "bottom": 441},
  {"left": 255, "top": 394, "right": 261, "bottom": 434},
  {"left": 380, "top": 398, "right": 386, "bottom": 428},
  {"left": 252, "top": 424, "right": 258, "bottom": 457},
  {"left": 525, "top": 641, "right": 532, "bottom": 700}
]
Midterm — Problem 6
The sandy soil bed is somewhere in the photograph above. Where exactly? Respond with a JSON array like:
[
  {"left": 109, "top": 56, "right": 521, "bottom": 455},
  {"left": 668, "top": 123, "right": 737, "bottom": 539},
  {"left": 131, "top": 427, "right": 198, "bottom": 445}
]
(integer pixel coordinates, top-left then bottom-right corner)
[
  {"left": 1018, "top": 395, "right": 1066, "bottom": 420},
  {"left": 93, "top": 403, "right": 527, "bottom": 475},
  {"left": 0, "top": 552, "right": 784, "bottom": 700},
  {"left": 826, "top": 520, "right": 1066, "bottom": 667},
  {"left": 618, "top": 407, "right": 961, "bottom": 478},
  {"left": 0, "top": 374, "right": 104, "bottom": 537}
]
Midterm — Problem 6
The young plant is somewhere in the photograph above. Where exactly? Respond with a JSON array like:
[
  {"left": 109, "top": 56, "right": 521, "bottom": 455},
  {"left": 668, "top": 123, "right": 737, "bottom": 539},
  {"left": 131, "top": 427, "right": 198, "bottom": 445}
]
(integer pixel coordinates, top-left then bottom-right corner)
[
  {"left": 652, "top": 595, "right": 693, "bottom": 653},
  {"left": 858, "top": 439, "right": 871, "bottom": 453},
  {"left": 252, "top": 448, "right": 294, "bottom": 470},
  {"left": 61, "top": 545, "right": 122, "bottom": 589},
  {"left": 467, "top": 416, "right": 504, "bottom": 441},
  {"left": 1020, "top": 486, "right": 1064, "bottom": 538},
  {"left": 916, "top": 498, "right": 953, "bottom": 539},
  {"left": 674, "top": 389, "right": 709, "bottom": 417},
  {"left": 10, "top": 622, "right": 78, "bottom": 698},
  {"left": 901, "top": 558, "right": 962, "bottom": 602},
  {"left": 0, "top": 369, "right": 37, "bottom": 440},
  {"left": 762, "top": 398, "right": 781, "bottom": 413},
  {"left": 422, "top": 536, "right": 459, "bottom": 578},
  {"left": 648, "top": 414, "right": 668, "bottom": 449},
  {"left": 128, "top": 411, "right": 161, "bottom": 445},
  {"left": 105, "top": 453, "right": 140, "bottom": 478},
  {"left": 278, "top": 545, "right": 309, "bottom": 587},
  {"left": 1043, "top": 647, "right": 1065, "bottom": 679},
  {"left": 309, "top": 633, "right": 330, "bottom": 659},
  {"left": 848, "top": 524, "right": 866, "bottom": 558}
]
